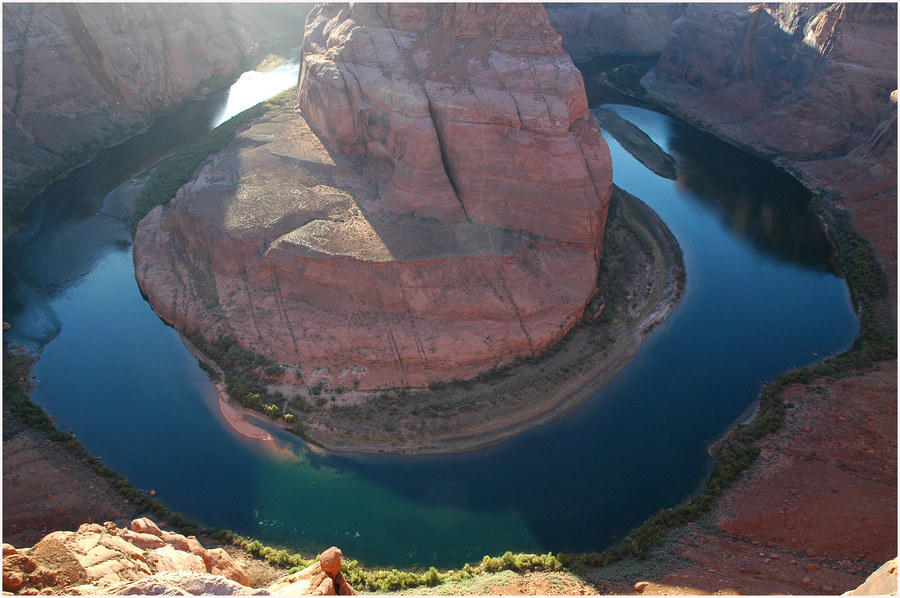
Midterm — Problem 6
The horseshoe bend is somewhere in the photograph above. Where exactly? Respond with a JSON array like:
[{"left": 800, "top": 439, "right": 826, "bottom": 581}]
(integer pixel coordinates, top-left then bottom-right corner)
[{"left": 133, "top": 4, "right": 620, "bottom": 420}]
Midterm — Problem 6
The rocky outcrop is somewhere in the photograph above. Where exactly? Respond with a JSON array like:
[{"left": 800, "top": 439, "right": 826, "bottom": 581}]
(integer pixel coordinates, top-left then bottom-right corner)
[
  {"left": 640, "top": 3, "right": 897, "bottom": 297},
  {"left": 843, "top": 558, "right": 898, "bottom": 596},
  {"left": 1, "top": 518, "right": 247, "bottom": 594},
  {"left": 297, "top": 3, "right": 609, "bottom": 244},
  {"left": 645, "top": 3, "right": 896, "bottom": 158},
  {"left": 545, "top": 3, "right": 685, "bottom": 61},
  {"left": 134, "top": 3, "right": 611, "bottom": 391},
  {"left": 3, "top": 3, "right": 305, "bottom": 207},
  {"left": 1, "top": 518, "right": 356, "bottom": 596},
  {"left": 268, "top": 546, "right": 357, "bottom": 596}
]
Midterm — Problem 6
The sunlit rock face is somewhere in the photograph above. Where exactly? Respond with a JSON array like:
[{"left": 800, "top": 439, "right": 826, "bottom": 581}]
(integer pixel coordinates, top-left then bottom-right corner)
[
  {"left": 134, "top": 2, "right": 611, "bottom": 390},
  {"left": 298, "top": 3, "right": 609, "bottom": 243}
]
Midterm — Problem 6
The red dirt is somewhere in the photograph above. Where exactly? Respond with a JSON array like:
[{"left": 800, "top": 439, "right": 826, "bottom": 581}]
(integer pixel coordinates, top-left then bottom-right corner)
[
  {"left": 2, "top": 411, "right": 139, "bottom": 548},
  {"left": 599, "top": 360, "right": 897, "bottom": 596}
]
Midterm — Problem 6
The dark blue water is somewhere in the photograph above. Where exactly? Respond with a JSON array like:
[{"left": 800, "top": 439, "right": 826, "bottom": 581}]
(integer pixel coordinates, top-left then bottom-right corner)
[{"left": 3, "top": 79, "right": 858, "bottom": 569}]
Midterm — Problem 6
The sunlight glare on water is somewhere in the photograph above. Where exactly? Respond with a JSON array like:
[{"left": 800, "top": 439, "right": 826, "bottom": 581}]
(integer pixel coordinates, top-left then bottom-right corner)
[{"left": 211, "top": 59, "right": 301, "bottom": 128}]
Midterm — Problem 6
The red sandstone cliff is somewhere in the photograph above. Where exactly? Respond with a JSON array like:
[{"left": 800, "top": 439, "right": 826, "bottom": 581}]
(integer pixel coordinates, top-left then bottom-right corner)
[
  {"left": 3, "top": 3, "right": 306, "bottom": 208},
  {"left": 133, "top": 3, "right": 611, "bottom": 391},
  {"left": 545, "top": 3, "right": 686, "bottom": 61},
  {"left": 641, "top": 3, "right": 897, "bottom": 297},
  {"left": 2, "top": 518, "right": 356, "bottom": 595}
]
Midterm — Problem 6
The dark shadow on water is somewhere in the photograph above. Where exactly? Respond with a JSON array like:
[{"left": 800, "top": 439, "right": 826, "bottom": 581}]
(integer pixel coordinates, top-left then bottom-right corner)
[
  {"left": 665, "top": 119, "right": 837, "bottom": 272},
  {"left": 2, "top": 90, "right": 229, "bottom": 347}
]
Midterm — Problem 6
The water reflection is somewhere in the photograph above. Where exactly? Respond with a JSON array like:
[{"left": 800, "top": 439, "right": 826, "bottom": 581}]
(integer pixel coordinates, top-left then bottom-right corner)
[
  {"left": 669, "top": 125, "right": 835, "bottom": 271},
  {"left": 2, "top": 56, "right": 859, "bottom": 569},
  {"left": 605, "top": 105, "right": 836, "bottom": 272},
  {"left": 3, "top": 93, "right": 227, "bottom": 347}
]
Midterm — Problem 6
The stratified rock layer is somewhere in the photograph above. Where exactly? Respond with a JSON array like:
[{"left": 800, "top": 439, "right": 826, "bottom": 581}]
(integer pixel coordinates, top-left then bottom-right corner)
[
  {"left": 641, "top": 3, "right": 897, "bottom": 298},
  {"left": 134, "top": 3, "right": 611, "bottom": 390},
  {"left": 545, "top": 3, "right": 686, "bottom": 61}
]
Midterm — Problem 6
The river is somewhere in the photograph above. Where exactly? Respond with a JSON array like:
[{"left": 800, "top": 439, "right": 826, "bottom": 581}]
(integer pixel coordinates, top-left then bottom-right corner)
[{"left": 2, "top": 60, "right": 859, "bottom": 569}]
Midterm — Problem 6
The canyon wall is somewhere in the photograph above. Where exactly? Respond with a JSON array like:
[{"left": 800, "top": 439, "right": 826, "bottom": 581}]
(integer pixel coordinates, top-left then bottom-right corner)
[
  {"left": 134, "top": 3, "right": 611, "bottom": 391},
  {"left": 544, "top": 3, "right": 685, "bottom": 60},
  {"left": 2, "top": 3, "right": 305, "bottom": 213},
  {"left": 640, "top": 2, "right": 897, "bottom": 295}
]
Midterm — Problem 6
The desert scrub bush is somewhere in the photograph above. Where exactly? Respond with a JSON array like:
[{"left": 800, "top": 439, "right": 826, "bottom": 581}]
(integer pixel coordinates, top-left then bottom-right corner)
[{"left": 606, "top": 59, "right": 657, "bottom": 97}]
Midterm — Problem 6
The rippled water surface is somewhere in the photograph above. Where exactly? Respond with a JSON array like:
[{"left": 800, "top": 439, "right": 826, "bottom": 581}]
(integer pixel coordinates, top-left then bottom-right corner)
[{"left": 3, "top": 63, "right": 859, "bottom": 568}]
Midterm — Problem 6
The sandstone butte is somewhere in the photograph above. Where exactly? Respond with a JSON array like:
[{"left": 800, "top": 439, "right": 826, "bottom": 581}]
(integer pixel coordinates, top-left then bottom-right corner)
[{"left": 133, "top": 3, "right": 612, "bottom": 391}]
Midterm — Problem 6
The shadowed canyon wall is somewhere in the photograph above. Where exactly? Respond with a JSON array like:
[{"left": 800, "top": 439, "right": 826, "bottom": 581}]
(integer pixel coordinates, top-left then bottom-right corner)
[
  {"left": 2, "top": 3, "right": 306, "bottom": 219},
  {"left": 545, "top": 3, "right": 686, "bottom": 60},
  {"left": 640, "top": 2, "right": 897, "bottom": 297}
]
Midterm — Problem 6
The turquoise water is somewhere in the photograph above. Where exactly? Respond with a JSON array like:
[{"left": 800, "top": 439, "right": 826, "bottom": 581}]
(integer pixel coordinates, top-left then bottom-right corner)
[{"left": 3, "top": 75, "right": 858, "bottom": 569}]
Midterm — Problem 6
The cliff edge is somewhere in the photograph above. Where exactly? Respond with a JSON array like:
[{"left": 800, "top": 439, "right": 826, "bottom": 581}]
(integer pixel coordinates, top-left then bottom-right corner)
[
  {"left": 1, "top": 518, "right": 356, "bottom": 595},
  {"left": 641, "top": 2, "right": 897, "bottom": 303},
  {"left": 133, "top": 3, "right": 611, "bottom": 391}
]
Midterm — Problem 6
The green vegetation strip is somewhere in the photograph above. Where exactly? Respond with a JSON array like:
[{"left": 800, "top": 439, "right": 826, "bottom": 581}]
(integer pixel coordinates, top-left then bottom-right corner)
[{"left": 606, "top": 61, "right": 654, "bottom": 98}]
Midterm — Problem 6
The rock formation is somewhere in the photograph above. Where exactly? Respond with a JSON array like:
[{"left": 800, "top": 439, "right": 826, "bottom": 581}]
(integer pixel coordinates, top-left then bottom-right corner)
[
  {"left": 3, "top": 3, "right": 306, "bottom": 209},
  {"left": 545, "top": 3, "right": 686, "bottom": 61},
  {"left": 133, "top": 3, "right": 612, "bottom": 390},
  {"left": 843, "top": 557, "right": 898, "bottom": 596},
  {"left": 1, "top": 518, "right": 356, "bottom": 595},
  {"left": 640, "top": 3, "right": 897, "bottom": 295}
]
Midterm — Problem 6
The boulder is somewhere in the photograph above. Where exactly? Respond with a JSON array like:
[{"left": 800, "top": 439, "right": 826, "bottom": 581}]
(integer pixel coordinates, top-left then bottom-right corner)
[
  {"left": 108, "top": 570, "right": 265, "bottom": 596},
  {"left": 267, "top": 546, "right": 356, "bottom": 596},
  {"left": 208, "top": 548, "right": 251, "bottom": 586},
  {"left": 130, "top": 518, "right": 162, "bottom": 537},
  {"left": 318, "top": 546, "right": 342, "bottom": 578},
  {"left": 0, "top": 519, "right": 251, "bottom": 594}
]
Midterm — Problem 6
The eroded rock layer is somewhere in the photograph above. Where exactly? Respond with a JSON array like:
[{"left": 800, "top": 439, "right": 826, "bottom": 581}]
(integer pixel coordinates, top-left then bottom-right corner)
[
  {"left": 134, "top": 3, "right": 611, "bottom": 390},
  {"left": 641, "top": 3, "right": 897, "bottom": 297},
  {"left": 1, "top": 518, "right": 357, "bottom": 595}
]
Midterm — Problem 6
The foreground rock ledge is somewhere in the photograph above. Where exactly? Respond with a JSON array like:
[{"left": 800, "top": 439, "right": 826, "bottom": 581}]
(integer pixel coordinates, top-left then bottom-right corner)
[
  {"left": 133, "top": 3, "right": 611, "bottom": 390},
  {"left": 1, "top": 517, "right": 356, "bottom": 595}
]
